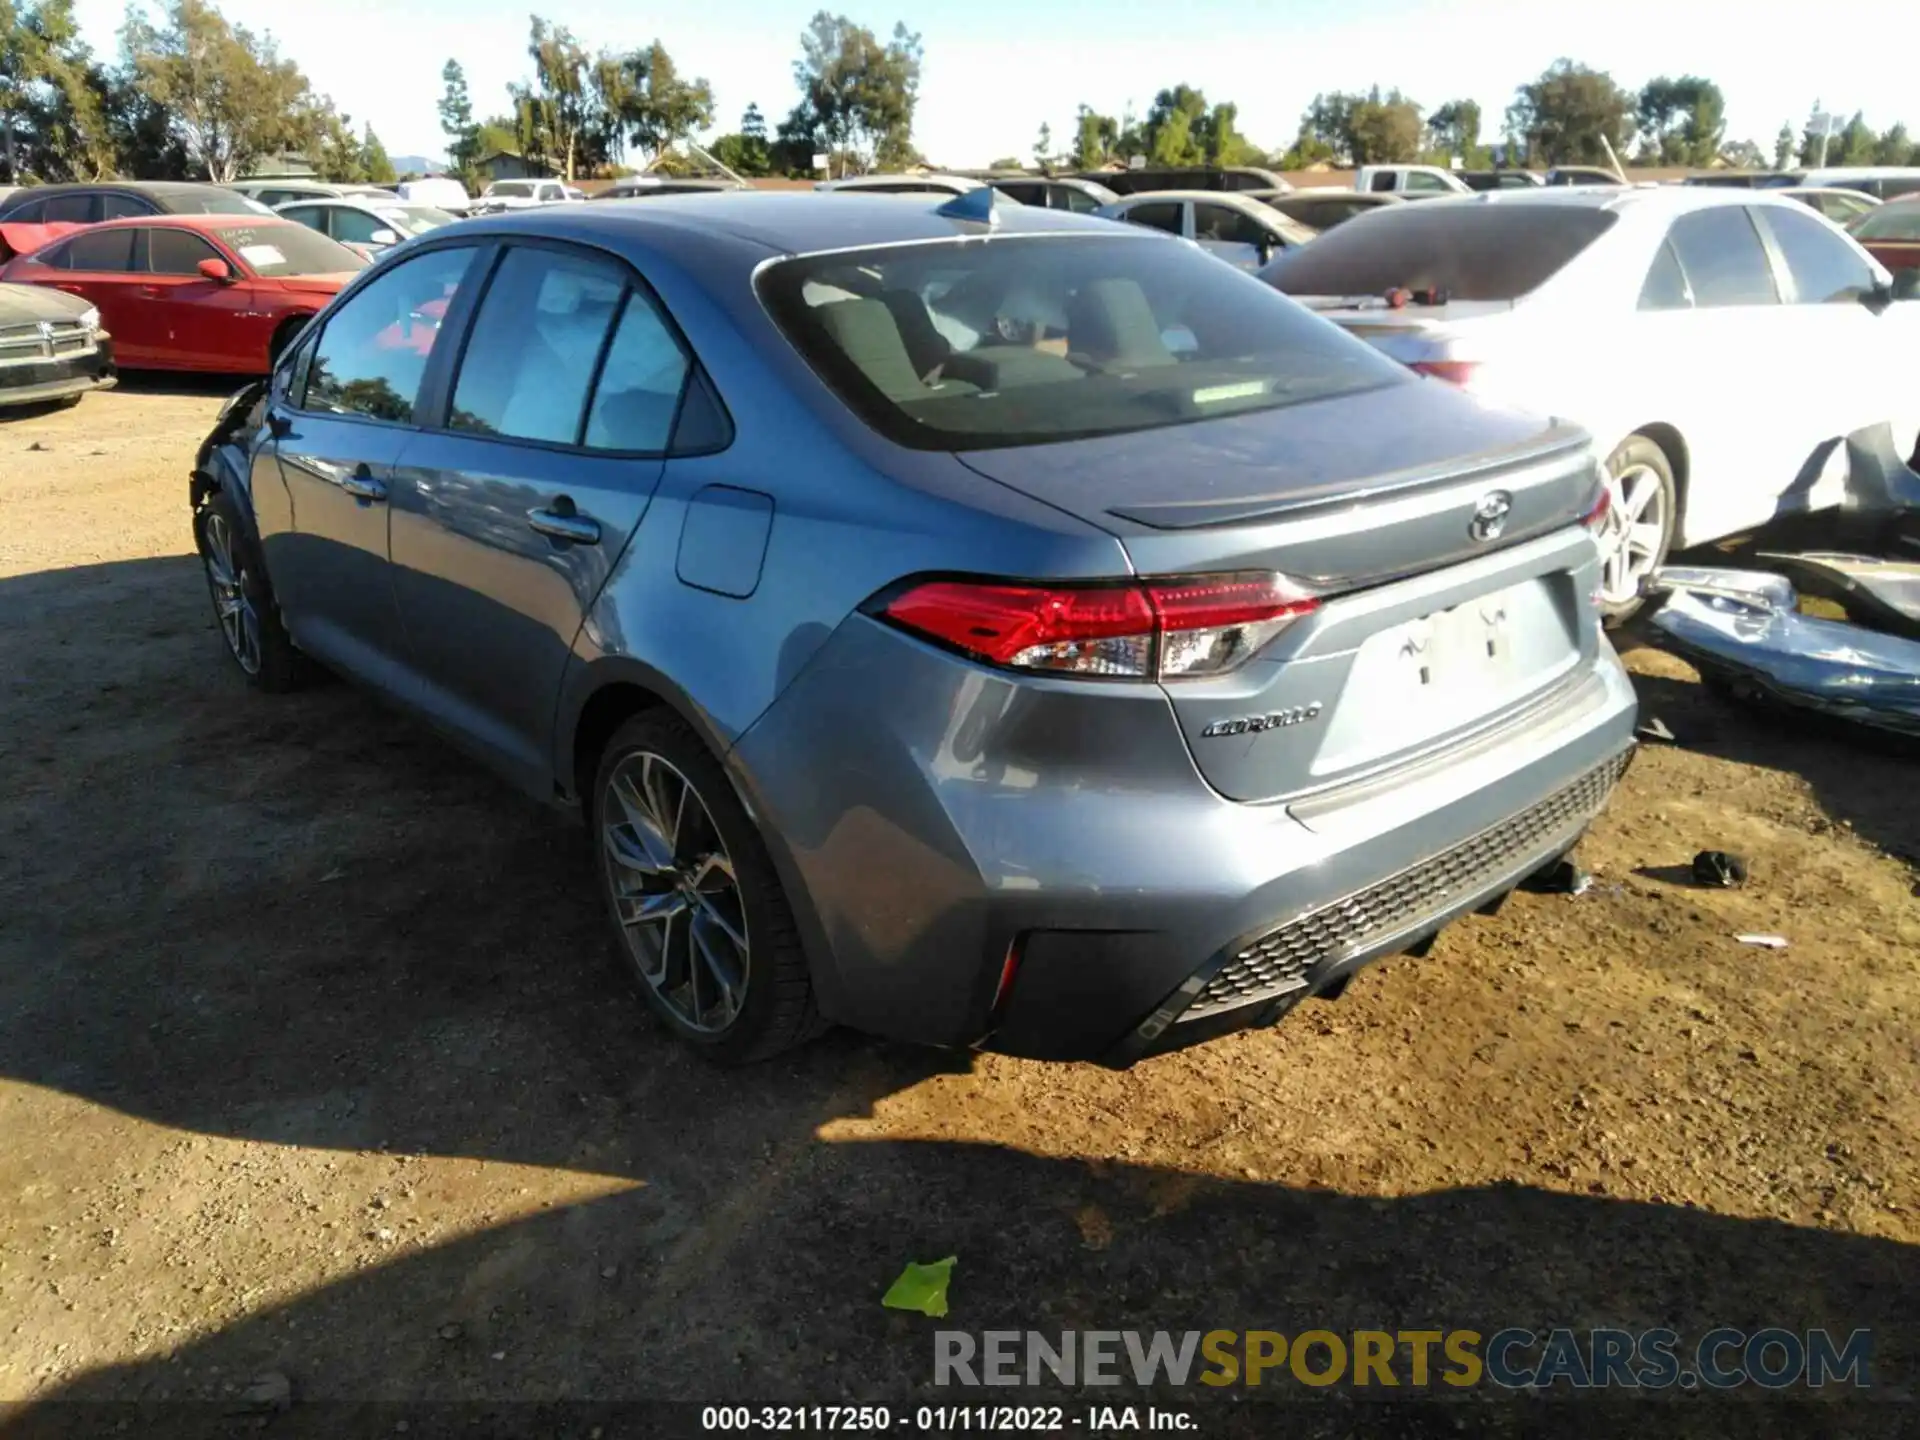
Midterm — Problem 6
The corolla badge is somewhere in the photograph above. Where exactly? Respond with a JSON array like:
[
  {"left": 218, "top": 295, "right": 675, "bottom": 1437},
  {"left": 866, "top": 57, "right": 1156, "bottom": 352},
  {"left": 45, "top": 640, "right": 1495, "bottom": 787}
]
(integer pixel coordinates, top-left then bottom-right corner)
[
  {"left": 1469, "top": 490, "right": 1514, "bottom": 543},
  {"left": 1200, "top": 703, "right": 1324, "bottom": 738}
]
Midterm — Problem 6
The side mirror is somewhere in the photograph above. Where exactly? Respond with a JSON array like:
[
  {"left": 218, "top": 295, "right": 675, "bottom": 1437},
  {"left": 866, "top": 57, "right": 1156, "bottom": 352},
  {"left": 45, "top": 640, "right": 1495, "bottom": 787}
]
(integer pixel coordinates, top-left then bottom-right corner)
[
  {"left": 370, "top": 228, "right": 399, "bottom": 246},
  {"left": 1257, "top": 239, "right": 1276, "bottom": 266},
  {"left": 197, "top": 257, "right": 233, "bottom": 283}
]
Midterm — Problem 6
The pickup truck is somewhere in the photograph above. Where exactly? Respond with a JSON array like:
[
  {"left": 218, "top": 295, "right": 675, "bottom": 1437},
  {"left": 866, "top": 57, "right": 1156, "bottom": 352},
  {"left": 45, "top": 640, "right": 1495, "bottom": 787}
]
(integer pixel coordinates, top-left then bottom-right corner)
[{"left": 1352, "top": 165, "right": 1473, "bottom": 198}]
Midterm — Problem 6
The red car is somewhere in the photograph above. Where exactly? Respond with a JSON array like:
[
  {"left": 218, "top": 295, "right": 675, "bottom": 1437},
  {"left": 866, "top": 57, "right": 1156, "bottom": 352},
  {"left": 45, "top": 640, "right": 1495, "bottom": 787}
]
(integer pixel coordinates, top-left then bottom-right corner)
[
  {"left": 1851, "top": 196, "right": 1920, "bottom": 276},
  {"left": 0, "top": 214, "right": 366, "bottom": 372}
]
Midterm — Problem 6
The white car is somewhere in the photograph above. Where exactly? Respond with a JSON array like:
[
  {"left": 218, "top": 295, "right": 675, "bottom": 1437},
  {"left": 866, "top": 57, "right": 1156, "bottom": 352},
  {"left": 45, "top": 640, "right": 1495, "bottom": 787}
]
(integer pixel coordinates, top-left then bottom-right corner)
[
  {"left": 1097, "top": 191, "right": 1317, "bottom": 271},
  {"left": 1259, "top": 187, "right": 1920, "bottom": 615},
  {"left": 394, "top": 176, "right": 474, "bottom": 214},
  {"left": 475, "top": 179, "right": 578, "bottom": 213},
  {"left": 272, "top": 197, "right": 458, "bottom": 255}
]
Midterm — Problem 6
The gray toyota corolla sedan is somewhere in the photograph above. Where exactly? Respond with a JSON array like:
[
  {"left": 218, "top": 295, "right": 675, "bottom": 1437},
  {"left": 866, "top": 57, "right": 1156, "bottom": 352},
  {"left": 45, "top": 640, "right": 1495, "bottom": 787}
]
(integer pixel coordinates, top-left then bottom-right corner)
[{"left": 188, "top": 191, "right": 1637, "bottom": 1065}]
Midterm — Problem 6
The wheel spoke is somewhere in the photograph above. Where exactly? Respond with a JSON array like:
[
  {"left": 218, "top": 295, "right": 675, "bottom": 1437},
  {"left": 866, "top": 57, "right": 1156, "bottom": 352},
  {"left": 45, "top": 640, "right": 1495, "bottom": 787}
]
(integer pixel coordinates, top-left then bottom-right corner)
[
  {"left": 607, "top": 770, "right": 676, "bottom": 872},
  {"left": 690, "top": 914, "right": 742, "bottom": 1024}
]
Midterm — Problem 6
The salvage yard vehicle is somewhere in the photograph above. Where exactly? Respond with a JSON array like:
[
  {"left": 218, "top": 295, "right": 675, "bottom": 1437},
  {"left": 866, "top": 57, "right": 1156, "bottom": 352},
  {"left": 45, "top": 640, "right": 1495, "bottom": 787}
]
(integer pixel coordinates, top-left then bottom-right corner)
[
  {"left": 0, "top": 215, "right": 365, "bottom": 372},
  {"left": 273, "top": 198, "right": 458, "bottom": 255},
  {"left": 1097, "top": 190, "right": 1316, "bottom": 268},
  {"left": 187, "top": 192, "right": 1636, "bottom": 1066},
  {"left": 0, "top": 181, "right": 274, "bottom": 224},
  {"left": 1258, "top": 187, "right": 1920, "bottom": 618},
  {"left": 1355, "top": 164, "right": 1473, "bottom": 198},
  {"left": 1777, "top": 186, "right": 1880, "bottom": 226},
  {"left": 0, "top": 281, "right": 114, "bottom": 409},
  {"left": 1849, "top": 195, "right": 1920, "bottom": 273},
  {"left": 1255, "top": 187, "right": 1402, "bottom": 231}
]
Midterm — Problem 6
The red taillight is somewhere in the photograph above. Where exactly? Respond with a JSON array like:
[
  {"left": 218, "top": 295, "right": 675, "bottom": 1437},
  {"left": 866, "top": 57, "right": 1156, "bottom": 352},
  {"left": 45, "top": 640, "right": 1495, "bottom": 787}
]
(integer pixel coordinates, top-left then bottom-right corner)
[
  {"left": 1581, "top": 483, "right": 1612, "bottom": 532},
  {"left": 1409, "top": 360, "right": 1480, "bottom": 386},
  {"left": 880, "top": 572, "right": 1318, "bottom": 680},
  {"left": 990, "top": 937, "right": 1023, "bottom": 1017}
]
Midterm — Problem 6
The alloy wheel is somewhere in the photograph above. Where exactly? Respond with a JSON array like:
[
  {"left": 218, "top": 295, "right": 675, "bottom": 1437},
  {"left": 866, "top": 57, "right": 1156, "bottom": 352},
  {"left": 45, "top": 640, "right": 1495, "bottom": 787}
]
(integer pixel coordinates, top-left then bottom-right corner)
[
  {"left": 1597, "top": 462, "right": 1668, "bottom": 608},
  {"left": 201, "top": 511, "right": 262, "bottom": 676},
  {"left": 600, "top": 751, "right": 749, "bottom": 1034}
]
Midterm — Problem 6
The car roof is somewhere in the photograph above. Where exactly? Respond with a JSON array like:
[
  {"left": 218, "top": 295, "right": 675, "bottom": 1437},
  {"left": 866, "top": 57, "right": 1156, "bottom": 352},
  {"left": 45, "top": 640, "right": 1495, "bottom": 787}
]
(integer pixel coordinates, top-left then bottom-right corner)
[
  {"left": 455, "top": 191, "right": 1135, "bottom": 260},
  {"left": 7, "top": 180, "right": 237, "bottom": 197},
  {"left": 1402, "top": 185, "right": 1801, "bottom": 217},
  {"left": 77, "top": 212, "right": 302, "bottom": 233},
  {"left": 1110, "top": 190, "right": 1275, "bottom": 208}
]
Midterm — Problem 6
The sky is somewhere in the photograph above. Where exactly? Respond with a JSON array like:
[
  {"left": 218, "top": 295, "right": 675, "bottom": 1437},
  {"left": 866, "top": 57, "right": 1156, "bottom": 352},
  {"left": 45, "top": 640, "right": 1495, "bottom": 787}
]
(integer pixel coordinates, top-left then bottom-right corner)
[{"left": 70, "top": 0, "right": 1920, "bottom": 169}]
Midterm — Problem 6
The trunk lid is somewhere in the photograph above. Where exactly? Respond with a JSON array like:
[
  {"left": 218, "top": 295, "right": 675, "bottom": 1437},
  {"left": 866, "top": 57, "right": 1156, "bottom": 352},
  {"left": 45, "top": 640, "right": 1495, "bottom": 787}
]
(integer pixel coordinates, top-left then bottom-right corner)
[
  {"left": 956, "top": 384, "right": 1602, "bottom": 803},
  {"left": 1292, "top": 297, "right": 1514, "bottom": 365}
]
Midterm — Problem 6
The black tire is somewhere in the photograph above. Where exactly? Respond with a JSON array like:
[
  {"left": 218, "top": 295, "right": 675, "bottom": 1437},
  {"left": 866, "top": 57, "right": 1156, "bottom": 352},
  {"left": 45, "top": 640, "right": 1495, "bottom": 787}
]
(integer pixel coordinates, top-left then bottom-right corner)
[
  {"left": 590, "top": 710, "right": 825, "bottom": 1064},
  {"left": 1599, "top": 434, "right": 1678, "bottom": 628},
  {"left": 268, "top": 315, "right": 311, "bottom": 366},
  {"left": 191, "top": 489, "right": 307, "bottom": 692}
]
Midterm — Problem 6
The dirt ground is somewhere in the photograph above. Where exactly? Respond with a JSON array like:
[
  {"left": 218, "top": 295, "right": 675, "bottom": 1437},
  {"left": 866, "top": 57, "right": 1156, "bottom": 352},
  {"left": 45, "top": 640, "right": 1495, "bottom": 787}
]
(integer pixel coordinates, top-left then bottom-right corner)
[{"left": 1, "top": 383, "right": 1917, "bottom": 1436}]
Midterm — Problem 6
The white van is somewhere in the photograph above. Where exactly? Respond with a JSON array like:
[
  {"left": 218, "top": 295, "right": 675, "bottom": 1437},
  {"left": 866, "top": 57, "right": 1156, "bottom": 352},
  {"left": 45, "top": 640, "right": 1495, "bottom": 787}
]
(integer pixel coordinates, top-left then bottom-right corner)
[{"left": 395, "top": 176, "right": 473, "bottom": 214}]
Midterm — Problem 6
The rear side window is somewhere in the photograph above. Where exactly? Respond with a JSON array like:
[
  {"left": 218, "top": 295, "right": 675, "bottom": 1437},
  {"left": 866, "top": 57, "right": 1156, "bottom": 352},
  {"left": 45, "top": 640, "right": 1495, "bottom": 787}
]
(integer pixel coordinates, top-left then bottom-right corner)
[
  {"left": 64, "top": 228, "right": 138, "bottom": 273},
  {"left": 1666, "top": 208, "right": 1778, "bottom": 307},
  {"left": 1122, "top": 201, "right": 1182, "bottom": 234},
  {"left": 1758, "top": 205, "right": 1875, "bottom": 303},
  {"left": 1194, "top": 203, "right": 1265, "bottom": 246},
  {"left": 44, "top": 193, "right": 97, "bottom": 223},
  {"left": 1263, "top": 204, "right": 1619, "bottom": 301},
  {"left": 584, "top": 293, "right": 692, "bottom": 451},
  {"left": 992, "top": 183, "right": 1041, "bottom": 205},
  {"left": 1638, "top": 240, "right": 1691, "bottom": 310},
  {"left": 1406, "top": 171, "right": 1452, "bottom": 193},
  {"left": 449, "top": 247, "right": 626, "bottom": 446},
  {"left": 147, "top": 228, "right": 222, "bottom": 275},
  {"left": 304, "top": 245, "right": 478, "bottom": 423},
  {"left": 760, "top": 232, "right": 1410, "bottom": 451}
]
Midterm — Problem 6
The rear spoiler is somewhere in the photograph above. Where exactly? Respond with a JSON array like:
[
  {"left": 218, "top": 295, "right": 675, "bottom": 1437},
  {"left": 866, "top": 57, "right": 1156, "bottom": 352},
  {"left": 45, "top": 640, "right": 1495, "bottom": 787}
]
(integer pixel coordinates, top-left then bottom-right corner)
[{"left": 0, "top": 221, "right": 86, "bottom": 263}]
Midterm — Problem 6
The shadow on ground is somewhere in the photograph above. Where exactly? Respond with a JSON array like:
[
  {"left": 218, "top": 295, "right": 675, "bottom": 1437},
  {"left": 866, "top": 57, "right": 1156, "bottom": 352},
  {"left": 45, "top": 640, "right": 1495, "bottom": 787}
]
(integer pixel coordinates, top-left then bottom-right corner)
[{"left": 2, "top": 558, "right": 1914, "bottom": 1438}]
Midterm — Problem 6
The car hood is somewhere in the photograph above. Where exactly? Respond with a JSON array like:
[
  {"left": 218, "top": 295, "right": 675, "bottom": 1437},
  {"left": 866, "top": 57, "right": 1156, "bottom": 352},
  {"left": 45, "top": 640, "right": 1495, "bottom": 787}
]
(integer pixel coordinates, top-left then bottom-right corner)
[
  {"left": 0, "top": 280, "right": 90, "bottom": 325},
  {"left": 955, "top": 374, "right": 1570, "bottom": 532}
]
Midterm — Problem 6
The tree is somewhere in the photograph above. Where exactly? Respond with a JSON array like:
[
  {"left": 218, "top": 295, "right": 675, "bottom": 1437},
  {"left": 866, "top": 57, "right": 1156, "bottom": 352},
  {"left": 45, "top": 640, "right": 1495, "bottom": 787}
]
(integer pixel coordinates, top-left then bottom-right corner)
[
  {"left": 1032, "top": 120, "right": 1051, "bottom": 170},
  {"left": 1506, "top": 59, "right": 1634, "bottom": 166},
  {"left": 708, "top": 102, "right": 770, "bottom": 176},
  {"left": 1877, "top": 121, "right": 1917, "bottom": 166},
  {"left": 2, "top": 0, "right": 118, "bottom": 181},
  {"left": 1346, "top": 86, "right": 1423, "bottom": 164},
  {"left": 1773, "top": 122, "right": 1795, "bottom": 169},
  {"left": 121, "top": 0, "right": 313, "bottom": 182},
  {"left": 1070, "top": 104, "right": 1116, "bottom": 168},
  {"left": 788, "top": 12, "right": 923, "bottom": 176},
  {"left": 1427, "top": 99, "right": 1483, "bottom": 164},
  {"left": 361, "top": 124, "right": 394, "bottom": 183},
  {"left": 986, "top": 154, "right": 1021, "bottom": 170},
  {"left": 1833, "top": 111, "right": 1876, "bottom": 166},
  {"left": 508, "top": 17, "right": 599, "bottom": 180},
  {"left": 1719, "top": 138, "right": 1764, "bottom": 168},
  {"left": 438, "top": 59, "right": 480, "bottom": 182},
  {"left": 1296, "top": 91, "right": 1360, "bottom": 163},
  {"left": 608, "top": 41, "right": 714, "bottom": 164},
  {"left": 1635, "top": 75, "right": 1725, "bottom": 165},
  {"left": 308, "top": 103, "right": 365, "bottom": 182}
]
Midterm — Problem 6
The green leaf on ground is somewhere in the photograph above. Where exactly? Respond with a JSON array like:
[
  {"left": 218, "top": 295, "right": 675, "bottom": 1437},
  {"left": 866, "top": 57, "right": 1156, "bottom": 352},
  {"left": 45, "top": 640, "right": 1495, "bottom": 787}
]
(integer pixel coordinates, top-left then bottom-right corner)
[{"left": 881, "top": 1255, "right": 957, "bottom": 1317}]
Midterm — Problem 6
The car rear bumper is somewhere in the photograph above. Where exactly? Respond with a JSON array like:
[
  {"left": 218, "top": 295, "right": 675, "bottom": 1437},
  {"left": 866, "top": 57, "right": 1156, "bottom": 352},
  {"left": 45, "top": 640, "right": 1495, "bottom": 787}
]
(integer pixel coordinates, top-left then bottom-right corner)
[
  {"left": 0, "top": 336, "right": 116, "bottom": 408},
  {"left": 732, "top": 612, "right": 1639, "bottom": 1065}
]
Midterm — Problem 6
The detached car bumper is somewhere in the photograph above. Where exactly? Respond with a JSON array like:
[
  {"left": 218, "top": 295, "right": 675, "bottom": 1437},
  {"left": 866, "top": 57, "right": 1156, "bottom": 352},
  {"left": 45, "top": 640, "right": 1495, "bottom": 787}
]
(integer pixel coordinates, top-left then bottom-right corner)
[
  {"left": 0, "top": 334, "right": 116, "bottom": 408},
  {"left": 734, "top": 613, "right": 1639, "bottom": 1067}
]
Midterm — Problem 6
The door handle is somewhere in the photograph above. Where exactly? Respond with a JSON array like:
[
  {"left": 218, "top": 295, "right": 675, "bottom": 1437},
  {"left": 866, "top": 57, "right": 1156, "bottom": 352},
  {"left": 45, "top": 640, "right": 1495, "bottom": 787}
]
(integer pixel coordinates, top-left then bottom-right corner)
[
  {"left": 139, "top": 285, "right": 165, "bottom": 298},
  {"left": 526, "top": 504, "right": 600, "bottom": 545},
  {"left": 339, "top": 464, "right": 387, "bottom": 502}
]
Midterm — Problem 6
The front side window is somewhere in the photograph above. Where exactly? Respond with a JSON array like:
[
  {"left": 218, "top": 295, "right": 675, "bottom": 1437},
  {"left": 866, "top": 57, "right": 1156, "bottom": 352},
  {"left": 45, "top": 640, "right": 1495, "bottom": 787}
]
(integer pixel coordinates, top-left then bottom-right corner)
[
  {"left": 101, "top": 194, "right": 154, "bottom": 220},
  {"left": 1851, "top": 203, "right": 1920, "bottom": 243},
  {"left": 1759, "top": 205, "right": 1876, "bottom": 303},
  {"left": 449, "top": 247, "right": 626, "bottom": 445},
  {"left": 1666, "top": 208, "right": 1778, "bottom": 307},
  {"left": 304, "top": 246, "right": 478, "bottom": 423},
  {"left": 1194, "top": 203, "right": 1265, "bottom": 246},
  {"left": 1368, "top": 172, "right": 1398, "bottom": 192},
  {"left": 146, "top": 228, "right": 222, "bottom": 275},
  {"left": 330, "top": 208, "right": 392, "bottom": 245},
  {"left": 1121, "top": 201, "right": 1182, "bottom": 234},
  {"left": 760, "top": 232, "right": 1411, "bottom": 451}
]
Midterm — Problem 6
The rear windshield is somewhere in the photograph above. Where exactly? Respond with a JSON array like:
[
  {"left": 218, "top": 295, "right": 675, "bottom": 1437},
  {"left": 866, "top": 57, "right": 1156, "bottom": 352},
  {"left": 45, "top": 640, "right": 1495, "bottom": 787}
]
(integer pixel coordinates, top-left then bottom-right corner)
[
  {"left": 1852, "top": 203, "right": 1920, "bottom": 241},
  {"left": 489, "top": 182, "right": 535, "bottom": 198},
  {"left": 170, "top": 188, "right": 274, "bottom": 215},
  {"left": 375, "top": 205, "right": 455, "bottom": 235},
  {"left": 759, "top": 233, "right": 1410, "bottom": 452},
  {"left": 214, "top": 223, "right": 367, "bottom": 276},
  {"left": 1261, "top": 203, "right": 1619, "bottom": 301}
]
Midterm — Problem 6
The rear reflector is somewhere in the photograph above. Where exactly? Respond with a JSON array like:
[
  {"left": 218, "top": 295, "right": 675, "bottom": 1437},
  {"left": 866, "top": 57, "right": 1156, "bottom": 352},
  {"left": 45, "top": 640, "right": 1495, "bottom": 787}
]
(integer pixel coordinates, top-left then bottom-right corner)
[
  {"left": 1409, "top": 360, "right": 1481, "bottom": 386},
  {"left": 881, "top": 572, "right": 1319, "bottom": 680},
  {"left": 1581, "top": 483, "right": 1612, "bottom": 532}
]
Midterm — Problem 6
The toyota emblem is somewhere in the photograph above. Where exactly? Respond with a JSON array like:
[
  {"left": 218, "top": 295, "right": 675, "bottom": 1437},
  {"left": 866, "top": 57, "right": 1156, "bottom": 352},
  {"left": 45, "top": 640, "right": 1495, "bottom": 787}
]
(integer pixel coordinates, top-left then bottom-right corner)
[{"left": 1469, "top": 490, "right": 1513, "bottom": 543}]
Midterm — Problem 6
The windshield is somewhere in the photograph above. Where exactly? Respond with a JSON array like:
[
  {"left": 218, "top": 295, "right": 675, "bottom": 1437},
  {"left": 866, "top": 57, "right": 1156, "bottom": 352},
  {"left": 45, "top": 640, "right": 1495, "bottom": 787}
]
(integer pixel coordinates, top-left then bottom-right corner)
[
  {"left": 488, "top": 182, "right": 535, "bottom": 198},
  {"left": 1261, "top": 203, "right": 1618, "bottom": 301},
  {"left": 759, "top": 233, "right": 1410, "bottom": 452},
  {"left": 1852, "top": 203, "right": 1920, "bottom": 241},
  {"left": 216, "top": 223, "right": 368, "bottom": 276},
  {"left": 374, "top": 205, "right": 455, "bottom": 235}
]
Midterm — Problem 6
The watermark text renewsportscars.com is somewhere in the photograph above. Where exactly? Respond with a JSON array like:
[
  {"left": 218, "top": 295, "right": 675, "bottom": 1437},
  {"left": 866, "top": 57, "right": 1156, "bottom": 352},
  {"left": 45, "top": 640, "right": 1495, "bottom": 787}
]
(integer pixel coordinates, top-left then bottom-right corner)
[{"left": 934, "top": 1328, "right": 1872, "bottom": 1391}]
